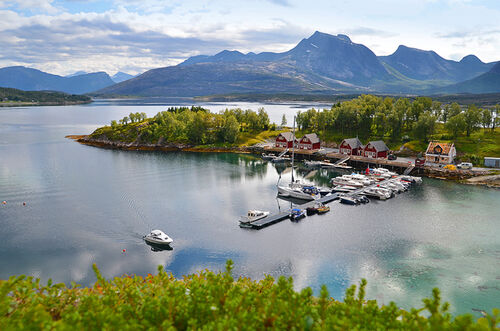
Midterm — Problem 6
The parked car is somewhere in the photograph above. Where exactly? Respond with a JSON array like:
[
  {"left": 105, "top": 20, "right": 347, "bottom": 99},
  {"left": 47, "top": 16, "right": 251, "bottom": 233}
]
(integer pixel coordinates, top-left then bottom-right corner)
[
  {"left": 387, "top": 154, "right": 397, "bottom": 160},
  {"left": 457, "top": 162, "right": 473, "bottom": 169}
]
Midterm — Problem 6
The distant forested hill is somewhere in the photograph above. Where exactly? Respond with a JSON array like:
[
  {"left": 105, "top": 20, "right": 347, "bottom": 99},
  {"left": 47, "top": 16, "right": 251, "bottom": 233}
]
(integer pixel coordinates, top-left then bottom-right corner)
[{"left": 0, "top": 87, "right": 91, "bottom": 106}]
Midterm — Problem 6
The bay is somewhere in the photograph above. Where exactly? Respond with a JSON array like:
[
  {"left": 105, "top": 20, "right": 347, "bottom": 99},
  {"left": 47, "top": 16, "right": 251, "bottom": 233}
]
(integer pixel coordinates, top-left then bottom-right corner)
[{"left": 0, "top": 99, "right": 499, "bottom": 316}]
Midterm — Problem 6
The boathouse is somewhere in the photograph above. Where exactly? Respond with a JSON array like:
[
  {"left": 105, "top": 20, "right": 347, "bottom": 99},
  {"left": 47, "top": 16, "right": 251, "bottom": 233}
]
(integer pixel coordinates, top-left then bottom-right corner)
[
  {"left": 339, "top": 138, "right": 363, "bottom": 155},
  {"left": 298, "top": 133, "right": 321, "bottom": 150},
  {"left": 425, "top": 141, "right": 456, "bottom": 165},
  {"left": 275, "top": 132, "right": 296, "bottom": 148},
  {"left": 363, "top": 140, "right": 389, "bottom": 158}
]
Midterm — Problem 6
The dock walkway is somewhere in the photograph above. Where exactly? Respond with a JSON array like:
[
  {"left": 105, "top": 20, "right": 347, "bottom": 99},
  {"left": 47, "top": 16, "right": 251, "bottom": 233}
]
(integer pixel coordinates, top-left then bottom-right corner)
[{"left": 242, "top": 193, "right": 339, "bottom": 229}]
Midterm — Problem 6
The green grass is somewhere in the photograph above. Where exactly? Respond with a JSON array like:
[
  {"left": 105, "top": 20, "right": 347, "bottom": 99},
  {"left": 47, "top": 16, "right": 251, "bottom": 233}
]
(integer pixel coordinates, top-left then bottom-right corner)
[
  {"left": 236, "top": 129, "right": 287, "bottom": 147},
  {"left": 1, "top": 262, "right": 498, "bottom": 330}
]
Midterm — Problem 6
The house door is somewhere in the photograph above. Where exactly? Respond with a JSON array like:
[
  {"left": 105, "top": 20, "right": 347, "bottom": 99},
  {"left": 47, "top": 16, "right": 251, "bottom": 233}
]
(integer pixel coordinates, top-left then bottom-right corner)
[{"left": 435, "top": 156, "right": 439, "bottom": 162}]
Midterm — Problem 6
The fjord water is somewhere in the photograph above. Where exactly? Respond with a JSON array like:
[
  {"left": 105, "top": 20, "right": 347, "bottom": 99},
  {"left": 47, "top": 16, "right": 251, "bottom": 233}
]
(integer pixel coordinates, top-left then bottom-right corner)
[{"left": 1, "top": 100, "right": 499, "bottom": 316}]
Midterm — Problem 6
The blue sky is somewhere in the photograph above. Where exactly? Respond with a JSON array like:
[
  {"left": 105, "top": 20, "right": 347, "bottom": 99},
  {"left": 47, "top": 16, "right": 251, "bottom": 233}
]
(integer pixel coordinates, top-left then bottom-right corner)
[{"left": 1, "top": 0, "right": 499, "bottom": 75}]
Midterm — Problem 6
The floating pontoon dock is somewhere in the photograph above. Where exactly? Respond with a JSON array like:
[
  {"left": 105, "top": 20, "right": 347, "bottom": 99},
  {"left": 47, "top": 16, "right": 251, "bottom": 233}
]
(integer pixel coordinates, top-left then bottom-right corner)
[{"left": 241, "top": 193, "right": 339, "bottom": 229}]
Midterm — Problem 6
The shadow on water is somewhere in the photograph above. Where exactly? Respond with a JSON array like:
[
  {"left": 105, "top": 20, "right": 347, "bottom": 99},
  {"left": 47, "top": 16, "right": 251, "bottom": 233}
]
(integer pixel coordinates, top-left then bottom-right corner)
[{"left": 145, "top": 242, "right": 174, "bottom": 252}]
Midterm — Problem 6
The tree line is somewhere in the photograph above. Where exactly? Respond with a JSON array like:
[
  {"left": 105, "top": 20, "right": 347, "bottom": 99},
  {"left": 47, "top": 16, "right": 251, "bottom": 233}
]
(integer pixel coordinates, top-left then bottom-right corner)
[
  {"left": 102, "top": 106, "right": 271, "bottom": 145},
  {"left": 296, "top": 95, "right": 500, "bottom": 142}
]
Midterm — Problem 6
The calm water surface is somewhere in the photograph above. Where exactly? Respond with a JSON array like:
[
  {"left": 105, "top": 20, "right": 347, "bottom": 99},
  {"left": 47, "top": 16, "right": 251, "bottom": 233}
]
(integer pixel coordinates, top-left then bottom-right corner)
[{"left": 0, "top": 100, "right": 499, "bottom": 315}]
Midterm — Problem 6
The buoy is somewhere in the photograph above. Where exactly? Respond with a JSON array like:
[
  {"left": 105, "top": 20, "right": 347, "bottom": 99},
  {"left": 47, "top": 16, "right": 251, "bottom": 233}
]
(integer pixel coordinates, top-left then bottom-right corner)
[
  {"left": 23, "top": 202, "right": 26, "bottom": 206},
  {"left": 122, "top": 249, "right": 126, "bottom": 253},
  {"left": 2, "top": 201, "right": 6, "bottom": 205}
]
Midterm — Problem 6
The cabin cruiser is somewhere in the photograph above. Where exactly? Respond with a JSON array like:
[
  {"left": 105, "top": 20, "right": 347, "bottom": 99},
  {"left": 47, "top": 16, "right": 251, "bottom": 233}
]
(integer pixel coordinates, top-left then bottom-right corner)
[
  {"left": 278, "top": 182, "right": 321, "bottom": 201},
  {"left": 239, "top": 210, "right": 270, "bottom": 225},
  {"left": 143, "top": 230, "right": 173, "bottom": 246}
]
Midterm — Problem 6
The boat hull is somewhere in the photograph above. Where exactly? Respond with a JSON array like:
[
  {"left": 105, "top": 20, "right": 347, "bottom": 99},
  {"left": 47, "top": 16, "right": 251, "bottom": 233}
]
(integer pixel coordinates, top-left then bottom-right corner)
[{"left": 277, "top": 186, "right": 317, "bottom": 201}]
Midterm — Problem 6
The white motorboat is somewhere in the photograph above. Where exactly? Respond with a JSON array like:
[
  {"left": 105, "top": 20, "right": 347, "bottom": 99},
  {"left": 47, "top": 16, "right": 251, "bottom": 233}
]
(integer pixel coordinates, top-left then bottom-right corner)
[
  {"left": 239, "top": 210, "right": 270, "bottom": 224},
  {"left": 376, "top": 186, "right": 395, "bottom": 198},
  {"left": 363, "top": 187, "right": 390, "bottom": 200},
  {"left": 143, "top": 230, "right": 173, "bottom": 246},
  {"left": 331, "top": 176, "right": 364, "bottom": 188},
  {"left": 304, "top": 160, "right": 322, "bottom": 168},
  {"left": 372, "top": 168, "right": 398, "bottom": 178},
  {"left": 349, "top": 174, "right": 376, "bottom": 185},
  {"left": 271, "top": 156, "right": 291, "bottom": 163},
  {"left": 261, "top": 153, "right": 275, "bottom": 161},
  {"left": 278, "top": 182, "right": 321, "bottom": 201},
  {"left": 332, "top": 163, "right": 352, "bottom": 170},
  {"left": 332, "top": 185, "right": 358, "bottom": 193}
]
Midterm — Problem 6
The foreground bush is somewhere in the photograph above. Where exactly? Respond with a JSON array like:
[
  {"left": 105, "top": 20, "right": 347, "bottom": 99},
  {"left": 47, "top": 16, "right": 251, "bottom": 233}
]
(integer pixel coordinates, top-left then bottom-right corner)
[{"left": 1, "top": 261, "right": 498, "bottom": 330}]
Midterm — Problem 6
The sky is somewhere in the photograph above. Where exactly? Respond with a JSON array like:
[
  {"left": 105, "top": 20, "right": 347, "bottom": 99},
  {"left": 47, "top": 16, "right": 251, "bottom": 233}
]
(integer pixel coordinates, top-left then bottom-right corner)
[{"left": 1, "top": 0, "right": 499, "bottom": 76}]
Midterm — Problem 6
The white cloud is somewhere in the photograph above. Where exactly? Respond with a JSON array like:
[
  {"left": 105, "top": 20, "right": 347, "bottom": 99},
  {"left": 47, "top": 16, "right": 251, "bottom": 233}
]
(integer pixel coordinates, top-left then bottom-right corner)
[{"left": 0, "top": 0, "right": 499, "bottom": 75}]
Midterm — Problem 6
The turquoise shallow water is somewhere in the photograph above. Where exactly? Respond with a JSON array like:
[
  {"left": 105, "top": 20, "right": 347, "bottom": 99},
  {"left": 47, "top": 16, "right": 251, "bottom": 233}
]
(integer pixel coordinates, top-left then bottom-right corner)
[{"left": 0, "top": 101, "right": 499, "bottom": 315}]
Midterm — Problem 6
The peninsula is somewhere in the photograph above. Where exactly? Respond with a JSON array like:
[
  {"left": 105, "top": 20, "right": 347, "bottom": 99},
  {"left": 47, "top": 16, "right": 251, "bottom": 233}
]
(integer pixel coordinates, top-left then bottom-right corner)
[{"left": 0, "top": 87, "right": 91, "bottom": 107}]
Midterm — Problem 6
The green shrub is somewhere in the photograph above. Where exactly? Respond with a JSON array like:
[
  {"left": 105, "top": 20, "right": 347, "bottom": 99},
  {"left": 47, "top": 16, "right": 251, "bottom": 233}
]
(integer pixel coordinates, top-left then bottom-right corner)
[{"left": 0, "top": 261, "right": 498, "bottom": 330}]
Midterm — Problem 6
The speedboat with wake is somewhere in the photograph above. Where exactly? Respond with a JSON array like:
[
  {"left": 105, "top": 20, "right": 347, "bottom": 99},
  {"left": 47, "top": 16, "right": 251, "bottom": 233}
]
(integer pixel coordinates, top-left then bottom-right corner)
[{"left": 143, "top": 230, "right": 173, "bottom": 246}]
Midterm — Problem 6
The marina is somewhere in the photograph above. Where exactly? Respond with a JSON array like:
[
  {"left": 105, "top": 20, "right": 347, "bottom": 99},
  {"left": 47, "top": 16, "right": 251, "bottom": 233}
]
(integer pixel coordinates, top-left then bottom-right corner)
[{"left": 1, "top": 101, "right": 498, "bottom": 316}]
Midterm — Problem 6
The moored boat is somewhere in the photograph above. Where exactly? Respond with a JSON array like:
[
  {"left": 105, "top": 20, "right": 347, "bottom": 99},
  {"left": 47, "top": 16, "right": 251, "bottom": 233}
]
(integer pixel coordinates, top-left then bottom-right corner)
[
  {"left": 239, "top": 210, "right": 270, "bottom": 225},
  {"left": 339, "top": 195, "right": 360, "bottom": 205},
  {"left": 290, "top": 208, "right": 306, "bottom": 221}
]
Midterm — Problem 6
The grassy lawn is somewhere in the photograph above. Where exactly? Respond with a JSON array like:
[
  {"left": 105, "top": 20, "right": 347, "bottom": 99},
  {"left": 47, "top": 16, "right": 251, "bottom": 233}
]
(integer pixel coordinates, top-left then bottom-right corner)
[{"left": 236, "top": 129, "right": 287, "bottom": 147}]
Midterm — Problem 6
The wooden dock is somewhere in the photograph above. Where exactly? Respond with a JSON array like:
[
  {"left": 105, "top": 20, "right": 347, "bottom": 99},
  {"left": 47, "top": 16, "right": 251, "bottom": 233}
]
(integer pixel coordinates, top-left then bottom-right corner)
[{"left": 241, "top": 193, "right": 339, "bottom": 229}]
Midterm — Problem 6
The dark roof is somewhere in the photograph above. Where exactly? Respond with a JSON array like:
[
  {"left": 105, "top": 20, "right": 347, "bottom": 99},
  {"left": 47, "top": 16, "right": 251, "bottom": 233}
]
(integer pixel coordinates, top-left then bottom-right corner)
[
  {"left": 301, "top": 133, "right": 320, "bottom": 144},
  {"left": 278, "top": 132, "right": 295, "bottom": 141},
  {"left": 342, "top": 138, "right": 362, "bottom": 149},
  {"left": 367, "top": 140, "right": 389, "bottom": 152}
]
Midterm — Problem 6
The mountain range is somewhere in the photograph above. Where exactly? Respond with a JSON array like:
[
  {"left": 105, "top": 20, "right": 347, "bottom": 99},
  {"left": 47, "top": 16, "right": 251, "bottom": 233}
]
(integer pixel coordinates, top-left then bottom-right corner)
[
  {"left": 1, "top": 31, "right": 499, "bottom": 96},
  {"left": 0, "top": 67, "right": 136, "bottom": 94}
]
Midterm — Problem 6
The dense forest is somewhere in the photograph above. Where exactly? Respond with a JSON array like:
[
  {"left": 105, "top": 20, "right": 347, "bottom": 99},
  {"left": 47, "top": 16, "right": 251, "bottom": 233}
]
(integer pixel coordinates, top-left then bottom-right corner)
[
  {"left": 90, "top": 95, "right": 500, "bottom": 162},
  {"left": 0, "top": 87, "right": 91, "bottom": 105},
  {"left": 91, "top": 106, "right": 271, "bottom": 145}
]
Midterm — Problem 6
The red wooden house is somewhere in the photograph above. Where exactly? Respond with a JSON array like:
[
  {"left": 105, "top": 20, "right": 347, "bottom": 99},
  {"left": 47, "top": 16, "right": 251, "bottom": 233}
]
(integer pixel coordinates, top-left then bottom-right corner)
[
  {"left": 298, "top": 133, "right": 320, "bottom": 150},
  {"left": 363, "top": 140, "right": 389, "bottom": 158},
  {"left": 339, "top": 138, "right": 363, "bottom": 155},
  {"left": 275, "top": 132, "right": 296, "bottom": 148}
]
